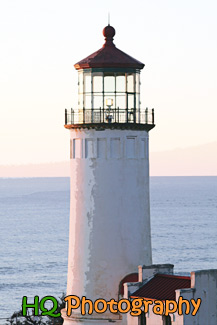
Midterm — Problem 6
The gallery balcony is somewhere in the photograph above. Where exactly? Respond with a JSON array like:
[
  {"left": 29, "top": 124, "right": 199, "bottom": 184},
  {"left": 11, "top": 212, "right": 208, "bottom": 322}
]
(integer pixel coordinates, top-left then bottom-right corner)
[{"left": 64, "top": 107, "right": 155, "bottom": 131}]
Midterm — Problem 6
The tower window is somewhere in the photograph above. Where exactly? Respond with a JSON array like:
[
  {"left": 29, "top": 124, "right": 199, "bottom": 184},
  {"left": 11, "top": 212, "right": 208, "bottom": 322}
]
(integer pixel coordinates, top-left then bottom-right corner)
[
  {"left": 139, "top": 312, "right": 146, "bottom": 325},
  {"left": 162, "top": 315, "right": 172, "bottom": 325}
]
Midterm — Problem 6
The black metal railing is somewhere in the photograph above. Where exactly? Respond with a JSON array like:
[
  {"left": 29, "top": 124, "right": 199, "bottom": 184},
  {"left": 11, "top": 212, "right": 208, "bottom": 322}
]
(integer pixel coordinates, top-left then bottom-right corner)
[{"left": 65, "top": 108, "right": 154, "bottom": 125}]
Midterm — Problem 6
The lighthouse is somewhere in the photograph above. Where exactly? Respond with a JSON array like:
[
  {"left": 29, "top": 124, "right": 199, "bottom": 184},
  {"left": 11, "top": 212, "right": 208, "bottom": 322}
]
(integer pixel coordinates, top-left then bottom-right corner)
[{"left": 62, "top": 24, "right": 155, "bottom": 324}]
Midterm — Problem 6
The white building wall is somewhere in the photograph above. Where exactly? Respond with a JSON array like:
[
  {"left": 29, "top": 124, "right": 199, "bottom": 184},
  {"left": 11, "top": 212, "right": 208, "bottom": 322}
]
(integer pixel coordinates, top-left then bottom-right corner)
[
  {"left": 63, "top": 128, "right": 152, "bottom": 324},
  {"left": 146, "top": 308, "right": 164, "bottom": 325},
  {"left": 174, "top": 270, "right": 217, "bottom": 325}
]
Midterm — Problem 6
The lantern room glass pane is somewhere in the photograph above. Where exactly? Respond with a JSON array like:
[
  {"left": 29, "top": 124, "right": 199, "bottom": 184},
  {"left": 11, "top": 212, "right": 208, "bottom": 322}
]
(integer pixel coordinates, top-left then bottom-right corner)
[
  {"left": 93, "top": 75, "right": 103, "bottom": 92},
  {"left": 128, "top": 94, "right": 134, "bottom": 109},
  {"left": 93, "top": 95, "right": 103, "bottom": 109},
  {"left": 116, "top": 95, "right": 126, "bottom": 109},
  {"left": 127, "top": 74, "right": 134, "bottom": 92},
  {"left": 104, "top": 75, "right": 115, "bottom": 92},
  {"left": 84, "top": 74, "right": 91, "bottom": 93},
  {"left": 84, "top": 94, "right": 91, "bottom": 108},
  {"left": 116, "top": 75, "right": 126, "bottom": 92},
  {"left": 78, "top": 72, "right": 83, "bottom": 94},
  {"left": 104, "top": 95, "right": 115, "bottom": 109}
]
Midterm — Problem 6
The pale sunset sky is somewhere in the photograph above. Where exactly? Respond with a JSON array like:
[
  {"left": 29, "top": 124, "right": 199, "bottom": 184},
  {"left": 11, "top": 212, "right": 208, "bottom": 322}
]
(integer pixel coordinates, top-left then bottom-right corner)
[{"left": 0, "top": 0, "right": 217, "bottom": 174}]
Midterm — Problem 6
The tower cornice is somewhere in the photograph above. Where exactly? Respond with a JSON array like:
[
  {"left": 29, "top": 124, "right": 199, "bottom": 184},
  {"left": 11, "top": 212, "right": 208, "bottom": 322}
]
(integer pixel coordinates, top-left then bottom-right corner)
[{"left": 64, "top": 122, "right": 155, "bottom": 132}]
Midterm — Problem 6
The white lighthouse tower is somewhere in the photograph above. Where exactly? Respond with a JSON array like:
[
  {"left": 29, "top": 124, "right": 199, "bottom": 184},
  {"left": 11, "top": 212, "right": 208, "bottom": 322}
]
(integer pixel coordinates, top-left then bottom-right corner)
[{"left": 62, "top": 25, "right": 155, "bottom": 324}]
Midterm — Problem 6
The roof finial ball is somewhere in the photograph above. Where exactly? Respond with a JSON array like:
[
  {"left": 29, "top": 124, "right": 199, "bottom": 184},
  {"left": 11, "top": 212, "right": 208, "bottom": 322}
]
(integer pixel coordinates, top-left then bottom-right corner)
[{"left": 103, "top": 25, "right": 116, "bottom": 47}]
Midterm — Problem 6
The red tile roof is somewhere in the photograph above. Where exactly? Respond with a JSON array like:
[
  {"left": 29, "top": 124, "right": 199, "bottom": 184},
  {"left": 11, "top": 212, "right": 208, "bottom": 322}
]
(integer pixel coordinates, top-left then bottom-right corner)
[
  {"left": 131, "top": 274, "right": 191, "bottom": 301},
  {"left": 74, "top": 25, "right": 144, "bottom": 70},
  {"left": 119, "top": 273, "right": 138, "bottom": 296}
]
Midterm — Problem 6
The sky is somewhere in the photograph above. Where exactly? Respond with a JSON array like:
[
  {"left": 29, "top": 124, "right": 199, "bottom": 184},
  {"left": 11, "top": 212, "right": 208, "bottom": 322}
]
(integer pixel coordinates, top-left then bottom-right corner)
[{"left": 0, "top": 0, "right": 217, "bottom": 167}]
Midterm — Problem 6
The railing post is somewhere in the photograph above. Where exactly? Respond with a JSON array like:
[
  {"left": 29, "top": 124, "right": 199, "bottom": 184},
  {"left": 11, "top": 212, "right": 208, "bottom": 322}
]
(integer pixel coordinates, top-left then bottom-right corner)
[
  {"left": 115, "top": 106, "right": 116, "bottom": 123},
  {"left": 145, "top": 107, "right": 148, "bottom": 124},
  {"left": 65, "top": 109, "right": 67, "bottom": 125},
  {"left": 100, "top": 107, "right": 101, "bottom": 123},
  {"left": 134, "top": 108, "right": 136, "bottom": 123},
  {"left": 118, "top": 107, "right": 119, "bottom": 123},
  {"left": 83, "top": 108, "right": 85, "bottom": 124},
  {"left": 71, "top": 108, "right": 73, "bottom": 124},
  {"left": 152, "top": 108, "right": 154, "bottom": 124},
  {"left": 91, "top": 107, "right": 94, "bottom": 123},
  {"left": 103, "top": 107, "right": 104, "bottom": 123},
  {"left": 126, "top": 107, "right": 128, "bottom": 123}
]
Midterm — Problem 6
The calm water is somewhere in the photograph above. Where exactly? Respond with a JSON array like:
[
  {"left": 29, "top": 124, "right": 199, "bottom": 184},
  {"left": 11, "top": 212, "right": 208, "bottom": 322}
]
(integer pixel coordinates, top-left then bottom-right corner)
[{"left": 0, "top": 177, "right": 217, "bottom": 321}]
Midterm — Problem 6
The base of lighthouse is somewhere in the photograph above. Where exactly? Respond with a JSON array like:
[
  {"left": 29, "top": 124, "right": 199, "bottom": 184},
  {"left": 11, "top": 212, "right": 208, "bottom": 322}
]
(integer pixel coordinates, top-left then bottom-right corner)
[{"left": 63, "top": 126, "right": 152, "bottom": 324}]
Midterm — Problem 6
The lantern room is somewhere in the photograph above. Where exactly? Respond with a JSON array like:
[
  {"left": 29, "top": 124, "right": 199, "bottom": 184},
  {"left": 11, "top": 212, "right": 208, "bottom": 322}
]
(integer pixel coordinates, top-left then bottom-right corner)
[
  {"left": 65, "top": 25, "right": 154, "bottom": 127},
  {"left": 77, "top": 68, "right": 140, "bottom": 115}
]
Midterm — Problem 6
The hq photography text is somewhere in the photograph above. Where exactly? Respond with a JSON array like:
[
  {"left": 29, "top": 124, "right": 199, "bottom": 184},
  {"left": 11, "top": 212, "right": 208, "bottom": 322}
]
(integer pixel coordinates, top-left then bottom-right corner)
[{"left": 22, "top": 295, "right": 202, "bottom": 318}]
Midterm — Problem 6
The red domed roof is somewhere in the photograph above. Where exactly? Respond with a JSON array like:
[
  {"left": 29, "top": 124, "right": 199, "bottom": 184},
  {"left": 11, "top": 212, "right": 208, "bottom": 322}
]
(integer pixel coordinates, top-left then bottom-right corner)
[{"left": 74, "top": 25, "right": 144, "bottom": 70}]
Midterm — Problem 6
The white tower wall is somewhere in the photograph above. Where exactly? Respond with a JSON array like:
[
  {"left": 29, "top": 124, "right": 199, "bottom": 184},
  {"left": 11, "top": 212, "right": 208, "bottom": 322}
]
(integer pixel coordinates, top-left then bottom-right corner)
[{"left": 64, "top": 128, "right": 152, "bottom": 322}]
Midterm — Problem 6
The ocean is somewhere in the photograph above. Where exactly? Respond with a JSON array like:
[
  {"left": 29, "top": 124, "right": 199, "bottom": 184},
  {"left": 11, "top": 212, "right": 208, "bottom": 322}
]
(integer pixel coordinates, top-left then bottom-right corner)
[{"left": 0, "top": 177, "right": 217, "bottom": 321}]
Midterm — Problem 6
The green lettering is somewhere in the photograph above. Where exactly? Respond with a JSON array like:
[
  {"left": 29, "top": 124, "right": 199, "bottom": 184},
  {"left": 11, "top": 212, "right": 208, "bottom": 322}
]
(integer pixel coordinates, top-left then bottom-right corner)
[{"left": 40, "top": 296, "right": 61, "bottom": 317}]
